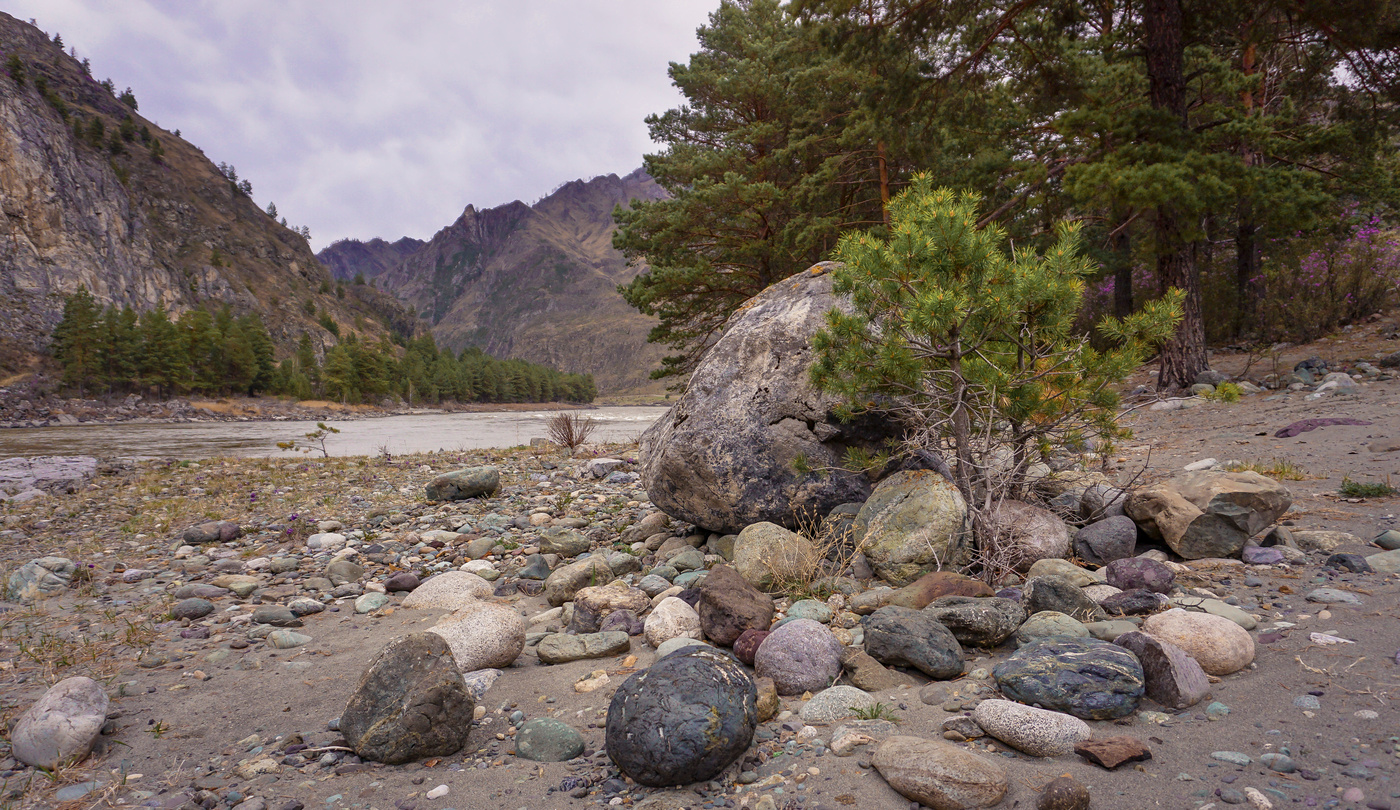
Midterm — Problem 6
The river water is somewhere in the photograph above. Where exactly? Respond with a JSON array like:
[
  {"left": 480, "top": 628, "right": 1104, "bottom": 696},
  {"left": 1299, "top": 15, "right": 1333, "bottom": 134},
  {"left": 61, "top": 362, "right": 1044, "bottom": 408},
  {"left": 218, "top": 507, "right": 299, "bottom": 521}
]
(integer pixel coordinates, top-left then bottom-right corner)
[{"left": 0, "top": 406, "right": 668, "bottom": 460}]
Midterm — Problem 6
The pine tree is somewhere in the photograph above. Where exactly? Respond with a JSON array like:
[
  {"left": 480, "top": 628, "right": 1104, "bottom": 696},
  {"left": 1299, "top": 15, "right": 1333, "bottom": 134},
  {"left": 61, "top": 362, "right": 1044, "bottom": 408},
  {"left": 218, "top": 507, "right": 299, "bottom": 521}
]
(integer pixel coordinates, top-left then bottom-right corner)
[
  {"left": 50, "top": 288, "right": 102, "bottom": 394},
  {"left": 139, "top": 304, "right": 187, "bottom": 397},
  {"left": 811, "top": 176, "right": 1182, "bottom": 509}
]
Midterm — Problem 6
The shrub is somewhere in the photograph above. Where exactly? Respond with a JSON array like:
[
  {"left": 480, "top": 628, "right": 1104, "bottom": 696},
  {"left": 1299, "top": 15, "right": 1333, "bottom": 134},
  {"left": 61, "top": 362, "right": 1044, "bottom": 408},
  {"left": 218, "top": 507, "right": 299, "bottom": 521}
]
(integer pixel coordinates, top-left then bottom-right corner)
[
  {"left": 546, "top": 411, "right": 596, "bottom": 452},
  {"left": 812, "top": 176, "right": 1181, "bottom": 561},
  {"left": 1339, "top": 477, "right": 1396, "bottom": 498}
]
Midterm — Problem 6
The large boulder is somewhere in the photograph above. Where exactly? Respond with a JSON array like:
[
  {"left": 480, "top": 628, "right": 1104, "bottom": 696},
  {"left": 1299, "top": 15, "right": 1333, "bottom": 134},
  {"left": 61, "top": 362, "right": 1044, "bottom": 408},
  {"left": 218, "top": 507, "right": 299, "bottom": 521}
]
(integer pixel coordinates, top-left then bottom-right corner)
[
  {"left": 1124, "top": 471, "right": 1291, "bottom": 559},
  {"left": 854, "top": 471, "right": 972, "bottom": 586},
  {"left": 401, "top": 571, "right": 494, "bottom": 611},
  {"left": 697, "top": 564, "right": 774, "bottom": 646},
  {"left": 981, "top": 500, "right": 1070, "bottom": 573},
  {"left": 637, "top": 265, "right": 898, "bottom": 533},
  {"left": 731, "top": 523, "right": 818, "bottom": 591},
  {"left": 10, "top": 676, "right": 109, "bottom": 769},
  {"left": 606, "top": 647, "right": 758, "bottom": 786},
  {"left": 340, "top": 633, "right": 475, "bottom": 765}
]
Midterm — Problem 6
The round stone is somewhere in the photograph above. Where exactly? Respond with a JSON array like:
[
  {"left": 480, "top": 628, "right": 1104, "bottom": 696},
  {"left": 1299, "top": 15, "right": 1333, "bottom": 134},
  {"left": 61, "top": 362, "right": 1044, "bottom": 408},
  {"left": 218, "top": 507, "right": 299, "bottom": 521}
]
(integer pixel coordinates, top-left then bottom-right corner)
[
  {"left": 516, "top": 718, "right": 585, "bottom": 762},
  {"left": 754, "top": 618, "right": 842, "bottom": 695},
  {"left": 992, "top": 637, "right": 1144, "bottom": 720},
  {"left": 1140, "top": 608, "right": 1255, "bottom": 675},
  {"left": 605, "top": 647, "right": 757, "bottom": 786}
]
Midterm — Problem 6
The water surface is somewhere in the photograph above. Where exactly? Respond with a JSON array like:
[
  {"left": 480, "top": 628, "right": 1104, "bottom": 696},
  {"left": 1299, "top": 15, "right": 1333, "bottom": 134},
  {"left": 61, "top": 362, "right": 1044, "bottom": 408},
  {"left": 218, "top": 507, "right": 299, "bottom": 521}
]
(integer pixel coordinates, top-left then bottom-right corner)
[{"left": 0, "top": 407, "right": 666, "bottom": 460}]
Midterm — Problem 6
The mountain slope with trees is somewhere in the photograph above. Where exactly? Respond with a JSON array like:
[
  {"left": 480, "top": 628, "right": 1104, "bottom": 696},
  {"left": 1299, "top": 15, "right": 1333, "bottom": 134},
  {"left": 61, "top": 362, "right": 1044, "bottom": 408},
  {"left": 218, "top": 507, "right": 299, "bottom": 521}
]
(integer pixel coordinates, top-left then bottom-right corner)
[
  {"left": 0, "top": 12, "right": 415, "bottom": 378},
  {"left": 318, "top": 169, "right": 669, "bottom": 396}
]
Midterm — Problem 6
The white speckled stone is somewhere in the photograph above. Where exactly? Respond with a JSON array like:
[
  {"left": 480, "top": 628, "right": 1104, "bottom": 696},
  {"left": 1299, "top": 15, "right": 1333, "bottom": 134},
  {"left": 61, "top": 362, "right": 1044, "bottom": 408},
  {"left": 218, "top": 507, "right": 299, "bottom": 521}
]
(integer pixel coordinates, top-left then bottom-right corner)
[
  {"left": 428, "top": 601, "right": 526, "bottom": 670},
  {"left": 799, "top": 685, "right": 876, "bottom": 724},
  {"left": 643, "top": 596, "right": 702, "bottom": 648},
  {"left": 971, "top": 699, "right": 1092, "bottom": 757},
  {"left": 401, "top": 571, "right": 494, "bottom": 611},
  {"left": 1081, "top": 584, "right": 1123, "bottom": 603}
]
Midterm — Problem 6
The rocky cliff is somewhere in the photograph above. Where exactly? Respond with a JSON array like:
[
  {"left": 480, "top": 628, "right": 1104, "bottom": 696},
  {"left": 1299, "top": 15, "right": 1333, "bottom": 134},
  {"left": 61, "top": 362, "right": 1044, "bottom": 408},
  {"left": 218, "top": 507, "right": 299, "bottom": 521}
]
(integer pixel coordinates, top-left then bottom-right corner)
[
  {"left": 318, "top": 170, "right": 668, "bottom": 396},
  {"left": 0, "top": 13, "right": 413, "bottom": 375},
  {"left": 319, "top": 236, "right": 425, "bottom": 283}
]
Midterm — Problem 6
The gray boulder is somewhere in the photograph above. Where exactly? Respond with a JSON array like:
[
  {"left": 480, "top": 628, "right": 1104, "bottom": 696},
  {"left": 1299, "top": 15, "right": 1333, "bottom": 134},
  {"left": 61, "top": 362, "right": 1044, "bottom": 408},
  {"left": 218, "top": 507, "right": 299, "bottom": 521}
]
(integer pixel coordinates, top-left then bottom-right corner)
[
  {"left": 340, "top": 633, "right": 475, "bottom": 765},
  {"left": 923, "top": 596, "right": 1025, "bottom": 648},
  {"left": 1073, "top": 516, "right": 1138, "bottom": 566},
  {"left": 5, "top": 556, "right": 75, "bottom": 602},
  {"left": 10, "top": 676, "right": 109, "bottom": 769},
  {"left": 754, "top": 618, "right": 843, "bottom": 695},
  {"left": 981, "top": 500, "right": 1070, "bottom": 573},
  {"left": 181, "top": 520, "right": 243, "bottom": 544},
  {"left": 638, "top": 264, "right": 898, "bottom": 533},
  {"left": 862, "top": 605, "right": 964, "bottom": 679}
]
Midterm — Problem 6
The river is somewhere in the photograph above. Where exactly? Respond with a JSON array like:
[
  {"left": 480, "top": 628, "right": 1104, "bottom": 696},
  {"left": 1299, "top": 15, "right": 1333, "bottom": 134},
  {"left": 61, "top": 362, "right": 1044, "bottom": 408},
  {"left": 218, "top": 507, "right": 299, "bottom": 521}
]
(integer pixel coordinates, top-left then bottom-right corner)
[{"left": 0, "top": 406, "right": 668, "bottom": 460}]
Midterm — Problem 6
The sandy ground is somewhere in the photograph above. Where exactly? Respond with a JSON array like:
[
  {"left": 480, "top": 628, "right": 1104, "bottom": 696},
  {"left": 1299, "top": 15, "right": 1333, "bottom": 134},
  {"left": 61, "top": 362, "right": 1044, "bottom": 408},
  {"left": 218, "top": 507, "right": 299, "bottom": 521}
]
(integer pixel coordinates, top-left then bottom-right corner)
[{"left": 0, "top": 322, "right": 1397, "bottom": 810}]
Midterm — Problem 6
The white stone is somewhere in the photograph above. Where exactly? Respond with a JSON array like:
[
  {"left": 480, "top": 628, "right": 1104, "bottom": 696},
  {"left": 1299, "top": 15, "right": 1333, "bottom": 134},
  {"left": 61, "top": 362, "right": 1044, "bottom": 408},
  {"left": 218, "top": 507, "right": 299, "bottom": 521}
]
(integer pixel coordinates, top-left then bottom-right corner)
[
  {"left": 429, "top": 601, "right": 526, "bottom": 671},
  {"left": 971, "top": 699, "right": 1091, "bottom": 757},
  {"left": 426, "top": 785, "right": 449, "bottom": 799},
  {"left": 306, "top": 532, "right": 347, "bottom": 552},
  {"left": 799, "top": 686, "right": 876, "bottom": 724},
  {"left": 644, "top": 596, "right": 702, "bottom": 648},
  {"left": 11, "top": 677, "right": 110, "bottom": 769}
]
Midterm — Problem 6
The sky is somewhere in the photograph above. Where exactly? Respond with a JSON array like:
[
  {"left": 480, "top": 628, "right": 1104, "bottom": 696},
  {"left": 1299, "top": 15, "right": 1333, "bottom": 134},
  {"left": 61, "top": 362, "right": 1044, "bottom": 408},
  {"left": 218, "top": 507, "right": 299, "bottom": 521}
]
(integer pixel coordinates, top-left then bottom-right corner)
[{"left": 6, "top": 1, "right": 719, "bottom": 250}]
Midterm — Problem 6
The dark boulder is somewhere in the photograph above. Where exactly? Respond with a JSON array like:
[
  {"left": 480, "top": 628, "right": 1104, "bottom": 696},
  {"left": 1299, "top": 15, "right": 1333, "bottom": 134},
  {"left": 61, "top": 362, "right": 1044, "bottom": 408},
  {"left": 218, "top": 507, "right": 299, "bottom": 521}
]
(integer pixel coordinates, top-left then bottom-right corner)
[
  {"left": 605, "top": 647, "right": 757, "bottom": 787},
  {"left": 340, "top": 633, "right": 475, "bottom": 764}
]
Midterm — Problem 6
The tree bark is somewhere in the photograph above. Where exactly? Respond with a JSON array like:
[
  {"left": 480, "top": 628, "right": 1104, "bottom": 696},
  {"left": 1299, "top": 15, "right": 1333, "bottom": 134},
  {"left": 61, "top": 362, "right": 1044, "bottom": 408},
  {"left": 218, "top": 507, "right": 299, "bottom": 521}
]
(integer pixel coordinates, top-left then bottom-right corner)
[{"left": 1144, "top": 0, "right": 1207, "bottom": 388}]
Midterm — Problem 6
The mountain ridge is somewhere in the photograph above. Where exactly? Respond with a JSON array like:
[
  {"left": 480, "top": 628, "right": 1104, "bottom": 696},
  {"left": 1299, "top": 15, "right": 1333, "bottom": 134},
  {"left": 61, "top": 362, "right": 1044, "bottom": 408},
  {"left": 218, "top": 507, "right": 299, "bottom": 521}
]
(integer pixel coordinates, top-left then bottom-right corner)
[{"left": 318, "top": 168, "right": 668, "bottom": 395}]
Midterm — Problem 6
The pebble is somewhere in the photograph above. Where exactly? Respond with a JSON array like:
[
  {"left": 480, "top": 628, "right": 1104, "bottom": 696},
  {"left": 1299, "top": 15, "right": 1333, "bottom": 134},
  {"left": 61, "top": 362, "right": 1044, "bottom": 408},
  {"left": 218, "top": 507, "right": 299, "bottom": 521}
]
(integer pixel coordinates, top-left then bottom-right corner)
[{"left": 425, "top": 784, "right": 449, "bottom": 799}]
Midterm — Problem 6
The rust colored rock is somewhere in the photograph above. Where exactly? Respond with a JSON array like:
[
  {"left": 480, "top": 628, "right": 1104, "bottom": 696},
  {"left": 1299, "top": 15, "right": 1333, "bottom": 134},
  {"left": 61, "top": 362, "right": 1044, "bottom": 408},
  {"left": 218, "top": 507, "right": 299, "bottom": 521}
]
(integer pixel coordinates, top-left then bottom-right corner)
[
  {"left": 732, "top": 629, "right": 770, "bottom": 666},
  {"left": 1074, "top": 735, "right": 1153, "bottom": 769}
]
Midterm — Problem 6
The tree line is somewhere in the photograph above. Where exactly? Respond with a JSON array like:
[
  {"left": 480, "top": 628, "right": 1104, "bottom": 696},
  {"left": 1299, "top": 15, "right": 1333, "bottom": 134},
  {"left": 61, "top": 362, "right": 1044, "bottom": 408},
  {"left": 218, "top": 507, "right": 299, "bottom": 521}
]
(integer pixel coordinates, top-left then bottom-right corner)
[
  {"left": 50, "top": 289, "right": 596, "bottom": 405},
  {"left": 616, "top": 0, "right": 1400, "bottom": 389}
]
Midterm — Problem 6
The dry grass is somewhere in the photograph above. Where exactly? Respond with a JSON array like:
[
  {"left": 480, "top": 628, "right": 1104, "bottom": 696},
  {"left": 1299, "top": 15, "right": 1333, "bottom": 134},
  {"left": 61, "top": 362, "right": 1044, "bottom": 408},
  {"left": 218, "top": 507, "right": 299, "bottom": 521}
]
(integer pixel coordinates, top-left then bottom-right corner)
[{"left": 769, "top": 507, "right": 863, "bottom": 599}]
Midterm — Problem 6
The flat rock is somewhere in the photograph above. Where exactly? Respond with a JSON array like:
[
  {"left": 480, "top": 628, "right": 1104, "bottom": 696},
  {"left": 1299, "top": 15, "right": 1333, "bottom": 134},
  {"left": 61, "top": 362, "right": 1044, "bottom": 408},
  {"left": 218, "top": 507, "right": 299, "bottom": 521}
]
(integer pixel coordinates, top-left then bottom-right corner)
[
  {"left": 886, "top": 570, "right": 993, "bottom": 610},
  {"left": 838, "top": 647, "right": 914, "bottom": 691},
  {"left": 1105, "top": 557, "right": 1175, "bottom": 594},
  {"left": 1073, "top": 735, "right": 1152, "bottom": 769},
  {"left": 536, "top": 631, "right": 631, "bottom": 664},
  {"left": 1015, "top": 610, "right": 1089, "bottom": 646}
]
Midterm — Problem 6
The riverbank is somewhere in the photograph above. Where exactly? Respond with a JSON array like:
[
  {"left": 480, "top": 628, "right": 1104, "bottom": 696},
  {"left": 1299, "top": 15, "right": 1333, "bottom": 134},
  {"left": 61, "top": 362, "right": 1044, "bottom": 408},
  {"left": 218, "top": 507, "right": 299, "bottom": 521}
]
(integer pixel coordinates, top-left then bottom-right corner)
[{"left": 0, "top": 390, "right": 660, "bottom": 430}]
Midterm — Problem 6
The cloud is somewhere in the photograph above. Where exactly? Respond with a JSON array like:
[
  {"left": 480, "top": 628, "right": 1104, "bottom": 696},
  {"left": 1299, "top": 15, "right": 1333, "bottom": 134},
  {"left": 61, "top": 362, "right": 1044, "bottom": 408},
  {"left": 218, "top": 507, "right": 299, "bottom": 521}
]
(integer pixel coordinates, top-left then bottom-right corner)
[{"left": 6, "top": 1, "right": 718, "bottom": 248}]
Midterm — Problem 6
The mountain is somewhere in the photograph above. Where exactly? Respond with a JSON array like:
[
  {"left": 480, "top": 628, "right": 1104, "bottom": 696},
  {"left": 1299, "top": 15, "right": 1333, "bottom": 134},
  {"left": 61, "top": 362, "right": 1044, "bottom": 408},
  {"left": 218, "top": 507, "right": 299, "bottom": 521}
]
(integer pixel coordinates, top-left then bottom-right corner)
[
  {"left": 318, "top": 236, "right": 425, "bottom": 283},
  {"left": 317, "top": 169, "right": 669, "bottom": 396},
  {"left": 0, "top": 13, "right": 415, "bottom": 376}
]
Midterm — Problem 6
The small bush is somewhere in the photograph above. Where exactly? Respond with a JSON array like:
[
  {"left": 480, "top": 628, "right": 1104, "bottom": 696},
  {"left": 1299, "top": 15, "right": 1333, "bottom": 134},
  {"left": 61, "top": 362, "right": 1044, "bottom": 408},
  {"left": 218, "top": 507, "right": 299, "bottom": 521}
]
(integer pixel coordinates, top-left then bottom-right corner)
[
  {"left": 546, "top": 411, "right": 596, "bottom": 452},
  {"left": 1203, "top": 382, "right": 1242, "bottom": 402},
  {"left": 1339, "top": 477, "right": 1396, "bottom": 498}
]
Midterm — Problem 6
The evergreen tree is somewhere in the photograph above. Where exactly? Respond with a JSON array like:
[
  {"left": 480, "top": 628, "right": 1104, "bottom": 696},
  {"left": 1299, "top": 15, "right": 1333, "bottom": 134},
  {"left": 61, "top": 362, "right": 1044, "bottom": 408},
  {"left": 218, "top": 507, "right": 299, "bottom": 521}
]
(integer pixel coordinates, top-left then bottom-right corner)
[
  {"left": 139, "top": 304, "right": 186, "bottom": 397},
  {"left": 50, "top": 288, "right": 102, "bottom": 394},
  {"left": 615, "top": 0, "right": 901, "bottom": 382}
]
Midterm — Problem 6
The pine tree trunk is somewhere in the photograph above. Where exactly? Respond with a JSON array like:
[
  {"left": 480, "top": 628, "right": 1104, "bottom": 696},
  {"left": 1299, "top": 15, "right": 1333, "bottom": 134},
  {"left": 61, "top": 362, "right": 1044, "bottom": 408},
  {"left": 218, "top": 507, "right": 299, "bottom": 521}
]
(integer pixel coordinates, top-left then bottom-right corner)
[
  {"left": 1235, "top": 211, "right": 1260, "bottom": 335},
  {"left": 1144, "top": 0, "right": 1207, "bottom": 389}
]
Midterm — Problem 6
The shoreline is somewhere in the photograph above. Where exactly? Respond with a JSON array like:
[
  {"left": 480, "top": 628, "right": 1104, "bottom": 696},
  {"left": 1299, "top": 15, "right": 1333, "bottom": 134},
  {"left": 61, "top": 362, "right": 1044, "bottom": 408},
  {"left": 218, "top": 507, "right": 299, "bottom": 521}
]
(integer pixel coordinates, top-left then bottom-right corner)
[{"left": 0, "top": 394, "right": 671, "bottom": 430}]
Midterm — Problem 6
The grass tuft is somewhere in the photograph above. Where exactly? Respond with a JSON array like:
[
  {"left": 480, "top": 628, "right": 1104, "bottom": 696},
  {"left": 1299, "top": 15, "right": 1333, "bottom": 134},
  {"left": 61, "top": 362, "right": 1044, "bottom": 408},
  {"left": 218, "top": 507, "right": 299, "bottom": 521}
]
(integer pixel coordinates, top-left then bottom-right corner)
[
  {"left": 1339, "top": 476, "right": 1396, "bottom": 498},
  {"left": 1224, "top": 458, "right": 1308, "bottom": 481}
]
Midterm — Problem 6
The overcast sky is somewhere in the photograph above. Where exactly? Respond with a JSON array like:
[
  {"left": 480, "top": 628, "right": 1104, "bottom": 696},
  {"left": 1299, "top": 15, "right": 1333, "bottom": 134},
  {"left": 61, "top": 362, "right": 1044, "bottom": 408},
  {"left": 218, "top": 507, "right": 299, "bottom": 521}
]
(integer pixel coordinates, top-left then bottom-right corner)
[{"left": 7, "top": 1, "right": 718, "bottom": 250}]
